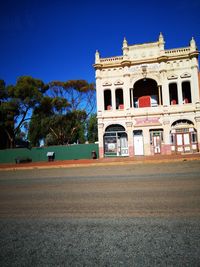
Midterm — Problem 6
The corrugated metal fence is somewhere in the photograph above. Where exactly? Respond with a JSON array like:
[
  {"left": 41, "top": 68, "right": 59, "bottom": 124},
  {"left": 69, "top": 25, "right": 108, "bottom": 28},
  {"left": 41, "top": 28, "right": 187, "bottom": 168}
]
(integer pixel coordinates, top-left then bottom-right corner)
[{"left": 0, "top": 144, "right": 99, "bottom": 164}]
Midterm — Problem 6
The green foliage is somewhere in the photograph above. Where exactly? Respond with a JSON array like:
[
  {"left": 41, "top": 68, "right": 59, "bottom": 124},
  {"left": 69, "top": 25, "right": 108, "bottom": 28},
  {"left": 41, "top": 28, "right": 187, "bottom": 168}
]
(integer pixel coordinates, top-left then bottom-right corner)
[
  {"left": 0, "top": 80, "right": 7, "bottom": 99},
  {"left": 44, "top": 111, "right": 87, "bottom": 146},
  {"left": 1, "top": 77, "right": 97, "bottom": 148},
  {"left": 87, "top": 114, "right": 98, "bottom": 143},
  {"left": 49, "top": 79, "right": 96, "bottom": 112},
  {"left": 0, "top": 76, "right": 49, "bottom": 148}
]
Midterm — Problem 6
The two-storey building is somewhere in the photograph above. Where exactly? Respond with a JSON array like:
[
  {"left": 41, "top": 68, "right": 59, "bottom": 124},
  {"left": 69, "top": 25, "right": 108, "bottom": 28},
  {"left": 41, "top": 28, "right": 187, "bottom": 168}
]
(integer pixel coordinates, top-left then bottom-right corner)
[{"left": 94, "top": 33, "right": 200, "bottom": 158}]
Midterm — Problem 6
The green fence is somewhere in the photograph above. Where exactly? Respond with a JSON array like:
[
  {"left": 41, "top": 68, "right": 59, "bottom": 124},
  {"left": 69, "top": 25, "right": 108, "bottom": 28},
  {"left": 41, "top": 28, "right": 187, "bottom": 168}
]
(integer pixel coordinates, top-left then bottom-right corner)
[{"left": 0, "top": 144, "right": 99, "bottom": 164}]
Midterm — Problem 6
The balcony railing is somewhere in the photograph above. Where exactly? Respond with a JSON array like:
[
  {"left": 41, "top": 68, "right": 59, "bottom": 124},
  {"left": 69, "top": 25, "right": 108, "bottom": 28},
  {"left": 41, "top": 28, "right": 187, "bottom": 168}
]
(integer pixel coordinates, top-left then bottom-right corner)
[
  {"left": 100, "top": 56, "right": 123, "bottom": 63},
  {"left": 165, "top": 47, "right": 190, "bottom": 56},
  {"left": 100, "top": 103, "right": 195, "bottom": 118}
]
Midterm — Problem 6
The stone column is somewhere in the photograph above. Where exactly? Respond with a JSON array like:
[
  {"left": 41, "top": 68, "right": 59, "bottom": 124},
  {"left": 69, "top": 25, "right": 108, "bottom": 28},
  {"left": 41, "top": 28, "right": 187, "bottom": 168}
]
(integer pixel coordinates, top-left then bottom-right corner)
[
  {"left": 177, "top": 79, "right": 183, "bottom": 105},
  {"left": 191, "top": 58, "right": 200, "bottom": 103},
  {"left": 95, "top": 69, "right": 103, "bottom": 112},
  {"left": 111, "top": 85, "right": 116, "bottom": 110},
  {"left": 160, "top": 70, "right": 169, "bottom": 106},
  {"left": 143, "top": 127, "right": 151, "bottom": 155},
  {"left": 158, "top": 85, "right": 162, "bottom": 105},
  {"left": 190, "top": 37, "right": 199, "bottom": 103},
  {"left": 195, "top": 102, "right": 200, "bottom": 151},
  {"left": 97, "top": 123, "right": 104, "bottom": 158},
  {"left": 126, "top": 121, "right": 133, "bottom": 157},
  {"left": 162, "top": 108, "right": 172, "bottom": 154},
  {"left": 123, "top": 67, "right": 131, "bottom": 110}
]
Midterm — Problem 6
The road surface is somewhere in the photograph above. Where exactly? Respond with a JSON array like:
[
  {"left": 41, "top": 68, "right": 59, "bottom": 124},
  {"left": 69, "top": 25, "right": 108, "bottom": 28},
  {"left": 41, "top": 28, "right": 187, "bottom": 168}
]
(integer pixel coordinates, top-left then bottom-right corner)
[{"left": 0, "top": 161, "right": 200, "bottom": 266}]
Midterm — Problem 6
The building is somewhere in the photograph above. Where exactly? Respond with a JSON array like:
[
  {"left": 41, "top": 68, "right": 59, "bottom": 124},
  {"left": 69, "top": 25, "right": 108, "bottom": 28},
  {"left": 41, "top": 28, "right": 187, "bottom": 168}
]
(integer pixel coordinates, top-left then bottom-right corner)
[{"left": 94, "top": 33, "right": 200, "bottom": 158}]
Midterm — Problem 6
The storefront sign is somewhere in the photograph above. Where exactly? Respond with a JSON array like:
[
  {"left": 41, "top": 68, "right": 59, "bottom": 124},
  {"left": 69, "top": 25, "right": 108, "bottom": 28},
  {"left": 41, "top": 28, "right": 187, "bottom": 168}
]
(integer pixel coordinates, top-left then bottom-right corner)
[{"left": 135, "top": 117, "right": 160, "bottom": 126}]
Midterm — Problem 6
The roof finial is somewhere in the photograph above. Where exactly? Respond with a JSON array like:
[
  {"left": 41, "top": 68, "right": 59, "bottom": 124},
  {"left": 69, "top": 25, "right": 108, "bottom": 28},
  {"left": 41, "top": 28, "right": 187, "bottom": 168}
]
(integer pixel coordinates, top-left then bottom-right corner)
[
  {"left": 190, "top": 36, "right": 196, "bottom": 50},
  {"left": 159, "top": 32, "right": 164, "bottom": 43},
  {"left": 123, "top": 37, "right": 128, "bottom": 46},
  {"left": 95, "top": 50, "right": 100, "bottom": 63}
]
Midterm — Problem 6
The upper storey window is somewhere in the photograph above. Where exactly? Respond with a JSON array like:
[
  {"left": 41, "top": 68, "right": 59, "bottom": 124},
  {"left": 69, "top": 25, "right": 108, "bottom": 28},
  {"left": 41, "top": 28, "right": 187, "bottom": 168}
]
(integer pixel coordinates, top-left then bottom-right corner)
[
  {"left": 182, "top": 81, "right": 191, "bottom": 104},
  {"left": 130, "top": 78, "right": 160, "bottom": 108},
  {"left": 169, "top": 83, "right": 178, "bottom": 105},
  {"left": 115, "top": 88, "right": 124, "bottom": 109},
  {"left": 104, "top": 89, "right": 112, "bottom": 110}
]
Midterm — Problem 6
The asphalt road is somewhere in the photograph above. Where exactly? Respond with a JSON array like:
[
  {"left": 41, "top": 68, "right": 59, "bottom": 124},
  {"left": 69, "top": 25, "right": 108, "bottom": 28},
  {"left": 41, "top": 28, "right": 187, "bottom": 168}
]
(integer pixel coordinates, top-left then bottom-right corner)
[{"left": 0, "top": 161, "right": 200, "bottom": 266}]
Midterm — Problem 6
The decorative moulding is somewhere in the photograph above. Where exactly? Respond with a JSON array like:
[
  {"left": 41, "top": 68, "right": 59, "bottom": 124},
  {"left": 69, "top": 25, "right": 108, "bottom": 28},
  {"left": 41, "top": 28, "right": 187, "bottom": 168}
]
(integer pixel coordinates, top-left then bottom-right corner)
[
  {"left": 114, "top": 80, "right": 124, "bottom": 85},
  {"left": 102, "top": 81, "right": 112, "bottom": 86},
  {"left": 167, "top": 74, "right": 178, "bottom": 80},
  {"left": 180, "top": 72, "right": 191, "bottom": 78}
]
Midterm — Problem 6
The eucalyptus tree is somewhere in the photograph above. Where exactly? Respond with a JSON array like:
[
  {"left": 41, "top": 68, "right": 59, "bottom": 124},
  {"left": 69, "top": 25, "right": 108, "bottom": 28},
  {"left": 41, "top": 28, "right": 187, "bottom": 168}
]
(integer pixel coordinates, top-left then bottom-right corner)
[
  {"left": 0, "top": 76, "right": 48, "bottom": 148},
  {"left": 36, "top": 79, "right": 96, "bottom": 145}
]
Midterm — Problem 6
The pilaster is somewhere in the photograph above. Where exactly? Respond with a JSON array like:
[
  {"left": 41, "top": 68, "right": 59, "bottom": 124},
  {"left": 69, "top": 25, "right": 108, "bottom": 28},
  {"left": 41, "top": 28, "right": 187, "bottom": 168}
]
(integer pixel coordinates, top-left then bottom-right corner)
[
  {"left": 177, "top": 79, "right": 183, "bottom": 105},
  {"left": 126, "top": 121, "right": 133, "bottom": 157},
  {"left": 97, "top": 123, "right": 104, "bottom": 158},
  {"left": 123, "top": 66, "right": 131, "bottom": 110},
  {"left": 160, "top": 69, "right": 169, "bottom": 106},
  {"left": 143, "top": 128, "right": 151, "bottom": 155}
]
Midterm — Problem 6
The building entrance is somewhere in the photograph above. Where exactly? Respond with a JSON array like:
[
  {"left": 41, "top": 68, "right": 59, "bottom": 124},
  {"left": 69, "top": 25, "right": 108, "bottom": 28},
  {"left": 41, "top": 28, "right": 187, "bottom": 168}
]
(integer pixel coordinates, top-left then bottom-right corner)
[
  {"left": 176, "top": 132, "right": 191, "bottom": 152},
  {"left": 133, "top": 130, "right": 144, "bottom": 155},
  {"left": 150, "top": 129, "right": 163, "bottom": 154},
  {"left": 104, "top": 125, "right": 128, "bottom": 157},
  {"left": 171, "top": 120, "right": 198, "bottom": 154}
]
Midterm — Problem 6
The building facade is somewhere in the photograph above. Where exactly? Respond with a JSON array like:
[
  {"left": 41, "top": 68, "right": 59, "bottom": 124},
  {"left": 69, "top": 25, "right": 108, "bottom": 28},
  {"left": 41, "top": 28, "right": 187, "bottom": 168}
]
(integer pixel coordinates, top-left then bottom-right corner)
[{"left": 94, "top": 34, "right": 200, "bottom": 158}]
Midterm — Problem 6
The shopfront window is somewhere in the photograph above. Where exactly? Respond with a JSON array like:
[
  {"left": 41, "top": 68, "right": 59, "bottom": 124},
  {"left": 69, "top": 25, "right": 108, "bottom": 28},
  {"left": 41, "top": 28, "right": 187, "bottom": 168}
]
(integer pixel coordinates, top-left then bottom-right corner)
[{"left": 104, "top": 124, "right": 128, "bottom": 156}]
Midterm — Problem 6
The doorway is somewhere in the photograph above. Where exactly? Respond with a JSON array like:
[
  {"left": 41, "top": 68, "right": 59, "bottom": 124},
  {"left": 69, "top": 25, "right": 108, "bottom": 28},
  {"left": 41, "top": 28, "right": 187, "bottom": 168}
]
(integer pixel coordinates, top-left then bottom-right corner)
[
  {"left": 171, "top": 120, "right": 198, "bottom": 153},
  {"left": 133, "top": 130, "right": 144, "bottom": 155},
  {"left": 176, "top": 132, "right": 191, "bottom": 153},
  {"left": 150, "top": 129, "right": 163, "bottom": 154},
  {"left": 104, "top": 125, "right": 128, "bottom": 157}
]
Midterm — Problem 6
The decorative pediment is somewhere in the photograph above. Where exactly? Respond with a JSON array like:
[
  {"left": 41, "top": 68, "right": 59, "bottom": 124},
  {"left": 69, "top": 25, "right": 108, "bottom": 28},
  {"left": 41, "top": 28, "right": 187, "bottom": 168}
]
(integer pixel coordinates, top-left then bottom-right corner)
[
  {"left": 102, "top": 81, "right": 112, "bottom": 86},
  {"left": 167, "top": 74, "right": 178, "bottom": 80},
  {"left": 114, "top": 80, "right": 124, "bottom": 85},
  {"left": 180, "top": 72, "right": 191, "bottom": 78}
]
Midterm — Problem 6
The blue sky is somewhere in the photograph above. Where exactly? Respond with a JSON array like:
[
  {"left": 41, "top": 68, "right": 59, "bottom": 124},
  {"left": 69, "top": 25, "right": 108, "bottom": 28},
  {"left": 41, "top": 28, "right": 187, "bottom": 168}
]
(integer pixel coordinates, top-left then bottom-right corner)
[{"left": 0, "top": 0, "right": 200, "bottom": 86}]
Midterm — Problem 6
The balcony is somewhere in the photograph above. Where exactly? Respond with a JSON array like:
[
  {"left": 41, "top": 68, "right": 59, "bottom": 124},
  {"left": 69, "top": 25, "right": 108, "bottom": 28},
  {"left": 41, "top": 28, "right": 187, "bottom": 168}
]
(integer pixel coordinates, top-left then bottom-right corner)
[{"left": 99, "top": 103, "right": 196, "bottom": 119}]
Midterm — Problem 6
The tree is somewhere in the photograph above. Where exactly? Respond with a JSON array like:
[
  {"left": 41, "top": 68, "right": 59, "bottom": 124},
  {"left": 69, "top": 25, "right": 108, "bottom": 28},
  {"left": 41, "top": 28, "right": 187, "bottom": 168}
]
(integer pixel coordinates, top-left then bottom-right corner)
[
  {"left": 49, "top": 79, "right": 96, "bottom": 115},
  {"left": 0, "top": 77, "right": 96, "bottom": 148},
  {"left": 0, "top": 76, "right": 49, "bottom": 148},
  {"left": 29, "top": 79, "right": 96, "bottom": 146},
  {"left": 28, "top": 96, "right": 86, "bottom": 146},
  {"left": 0, "top": 80, "right": 10, "bottom": 148},
  {"left": 44, "top": 110, "right": 87, "bottom": 146},
  {"left": 87, "top": 114, "right": 98, "bottom": 143}
]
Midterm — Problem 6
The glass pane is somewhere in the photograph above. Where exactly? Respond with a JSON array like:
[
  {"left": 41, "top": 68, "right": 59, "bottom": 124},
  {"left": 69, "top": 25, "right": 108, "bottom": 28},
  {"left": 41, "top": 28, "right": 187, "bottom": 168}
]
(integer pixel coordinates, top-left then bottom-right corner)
[
  {"left": 177, "top": 134, "right": 183, "bottom": 145},
  {"left": 184, "top": 134, "right": 190, "bottom": 145}
]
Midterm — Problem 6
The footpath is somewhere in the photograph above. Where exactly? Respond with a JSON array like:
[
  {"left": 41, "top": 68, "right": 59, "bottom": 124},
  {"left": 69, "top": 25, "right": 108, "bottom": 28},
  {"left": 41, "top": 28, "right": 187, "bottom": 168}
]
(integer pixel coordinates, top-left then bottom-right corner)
[{"left": 0, "top": 153, "right": 200, "bottom": 171}]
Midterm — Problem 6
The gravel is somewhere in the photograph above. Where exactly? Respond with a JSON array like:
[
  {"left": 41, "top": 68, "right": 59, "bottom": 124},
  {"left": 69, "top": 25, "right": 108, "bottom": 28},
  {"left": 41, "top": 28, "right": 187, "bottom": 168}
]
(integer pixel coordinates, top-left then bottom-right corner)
[{"left": 0, "top": 218, "right": 200, "bottom": 267}]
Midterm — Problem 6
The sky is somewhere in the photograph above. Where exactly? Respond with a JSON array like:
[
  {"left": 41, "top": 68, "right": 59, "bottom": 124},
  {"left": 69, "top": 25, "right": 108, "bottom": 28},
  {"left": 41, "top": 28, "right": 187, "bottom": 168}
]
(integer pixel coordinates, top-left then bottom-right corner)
[{"left": 0, "top": 0, "right": 200, "bottom": 86}]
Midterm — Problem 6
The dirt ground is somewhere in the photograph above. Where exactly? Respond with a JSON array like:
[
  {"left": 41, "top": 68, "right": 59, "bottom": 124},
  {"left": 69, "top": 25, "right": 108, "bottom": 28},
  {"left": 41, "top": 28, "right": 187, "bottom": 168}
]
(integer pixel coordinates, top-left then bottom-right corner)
[{"left": 0, "top": 160, "right": 200, "bottom": 219}]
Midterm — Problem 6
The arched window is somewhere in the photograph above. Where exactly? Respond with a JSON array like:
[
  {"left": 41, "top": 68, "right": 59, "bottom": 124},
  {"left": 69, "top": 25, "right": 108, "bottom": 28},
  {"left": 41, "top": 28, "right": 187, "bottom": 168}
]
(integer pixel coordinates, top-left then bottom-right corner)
[
  {"left": 170, "top": 120, "right": 198, "bottom": 153},
  {"left": 182, "top": 81, "right": 191, "bottom": 104},
  {"left": 131, "top": 79, "right": 160, "bottom": 108},
  {"left": 105, "top": 124, "right": 125, "bottom": 132},
  {"left": 169, "top": 83, "right": 178, "bottom": 105},
  {"left": 104, "top": 124, "right": 128, "bottom": 156},
  {"left": 115, "top": 88, "right": 124, "bottom": 109},
  {"left": 104, "top": 89, "right": 112, "bottom": 110}
]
